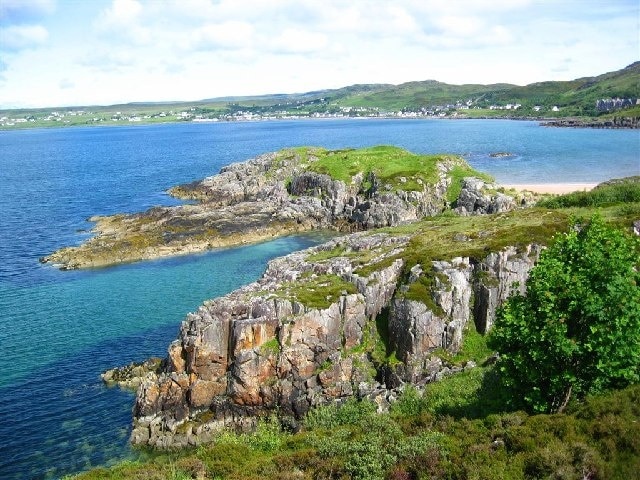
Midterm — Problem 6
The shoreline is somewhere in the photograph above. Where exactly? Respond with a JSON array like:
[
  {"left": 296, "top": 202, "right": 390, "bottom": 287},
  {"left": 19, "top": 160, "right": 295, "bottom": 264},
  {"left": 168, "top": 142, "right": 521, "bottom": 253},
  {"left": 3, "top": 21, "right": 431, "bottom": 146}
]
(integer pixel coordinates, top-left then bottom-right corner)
[
  {"left": 2, "top": 114, "right": 638, "bottom": 132},
  {"left": 503, "top": 183, "right": 597, "bottom": 194}
]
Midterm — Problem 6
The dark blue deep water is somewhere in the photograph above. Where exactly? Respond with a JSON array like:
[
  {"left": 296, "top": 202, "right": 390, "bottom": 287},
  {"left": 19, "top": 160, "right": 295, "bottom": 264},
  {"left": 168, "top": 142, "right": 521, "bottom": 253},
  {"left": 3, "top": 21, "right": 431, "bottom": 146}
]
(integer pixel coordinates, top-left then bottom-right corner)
[{"left": 0, "top": 119, "right": 638, "bottom": 479}]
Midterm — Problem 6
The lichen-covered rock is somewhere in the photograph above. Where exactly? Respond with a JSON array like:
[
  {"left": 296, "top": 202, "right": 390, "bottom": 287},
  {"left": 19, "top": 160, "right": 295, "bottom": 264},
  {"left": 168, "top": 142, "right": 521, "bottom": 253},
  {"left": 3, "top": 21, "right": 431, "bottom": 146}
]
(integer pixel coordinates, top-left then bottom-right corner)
[
  {"left": 131, "top": 232, "right": 409, "bottom": 446},
  {"left": 101, "top": 357, "right": 163, "bottom": 389},
  {"left": 454, "top": 177, "right": 517, "bottom": 215},
  {"left": 473, "top": 244, "right": 542, "bottom": 333}
]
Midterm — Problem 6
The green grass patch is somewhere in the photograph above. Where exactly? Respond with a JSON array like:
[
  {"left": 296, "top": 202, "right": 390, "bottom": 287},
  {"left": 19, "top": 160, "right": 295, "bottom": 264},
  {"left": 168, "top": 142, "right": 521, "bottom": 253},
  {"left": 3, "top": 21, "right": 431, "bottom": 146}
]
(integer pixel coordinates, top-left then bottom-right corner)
[
  {"left": 260, "top": 338, "right": 280, "bottom": 356},
  {"left": 305, "top": 245, "right": 347, "bottom": 262},
  {"left": 381, "top": 208, "right": 570, "bottom": 277},
  {"left": 432, "top": 321, "right": 494, "bottom": 367},
  {"left": 538, "top": 176, "right": 640, "bottom": 208},
  {"left": 301, "top": 145, "right": 480, "bottom": 192},
  {"left": 280, "top": 273, "right": 358, "bottom": 310},
  {"left": 71, "top": 382, "right": 640, "bottom": 480}
]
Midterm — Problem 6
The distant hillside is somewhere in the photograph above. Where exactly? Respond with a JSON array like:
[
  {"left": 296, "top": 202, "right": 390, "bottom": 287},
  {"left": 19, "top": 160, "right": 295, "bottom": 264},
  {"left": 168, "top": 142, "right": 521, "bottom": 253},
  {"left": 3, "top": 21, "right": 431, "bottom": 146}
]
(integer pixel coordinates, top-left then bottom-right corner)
[
  {"left": 1, "top": 62, "right": 638, "bottom": 128},
  {"left": 203, "top": 61, "right": 640, "bottom": 116}
]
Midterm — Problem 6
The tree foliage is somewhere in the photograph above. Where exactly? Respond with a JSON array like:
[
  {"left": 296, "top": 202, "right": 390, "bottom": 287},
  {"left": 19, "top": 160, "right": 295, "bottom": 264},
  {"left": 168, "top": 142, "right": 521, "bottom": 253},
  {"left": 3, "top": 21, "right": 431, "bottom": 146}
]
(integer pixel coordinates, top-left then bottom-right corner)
[{"left": 489, "top": 216, "right": 640, "bottom": 413}]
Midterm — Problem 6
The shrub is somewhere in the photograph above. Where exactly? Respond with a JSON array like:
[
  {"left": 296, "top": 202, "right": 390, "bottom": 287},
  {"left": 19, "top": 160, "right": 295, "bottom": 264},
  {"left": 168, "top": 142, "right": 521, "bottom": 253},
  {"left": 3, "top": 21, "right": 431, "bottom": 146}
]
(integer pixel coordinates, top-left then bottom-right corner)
[{"left": 489, "top": 216, "right": 640, "bottom": 413}]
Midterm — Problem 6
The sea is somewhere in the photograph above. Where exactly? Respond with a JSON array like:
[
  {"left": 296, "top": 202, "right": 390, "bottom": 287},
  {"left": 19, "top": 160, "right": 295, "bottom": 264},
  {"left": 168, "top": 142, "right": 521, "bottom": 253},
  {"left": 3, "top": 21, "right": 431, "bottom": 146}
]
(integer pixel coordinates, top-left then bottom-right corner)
[{"left": 0, "top": 119, "right": 638, "bottom": 479}]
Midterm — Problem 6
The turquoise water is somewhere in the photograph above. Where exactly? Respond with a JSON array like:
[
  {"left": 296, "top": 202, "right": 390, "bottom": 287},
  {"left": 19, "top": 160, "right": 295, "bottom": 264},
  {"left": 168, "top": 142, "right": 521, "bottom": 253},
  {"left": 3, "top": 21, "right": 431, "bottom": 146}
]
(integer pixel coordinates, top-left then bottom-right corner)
[{"left": 0, "top": 119, "right": 638, "bottom": 479}]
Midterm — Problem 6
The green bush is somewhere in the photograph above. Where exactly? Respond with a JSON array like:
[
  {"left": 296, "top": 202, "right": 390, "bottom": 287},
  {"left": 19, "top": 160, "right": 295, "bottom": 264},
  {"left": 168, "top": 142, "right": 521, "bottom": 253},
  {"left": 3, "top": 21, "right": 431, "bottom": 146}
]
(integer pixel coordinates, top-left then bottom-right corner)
[
  {"left": 304, "top": 398, "right": 377, "bottom": 430},
  {"left": 489, "top": 216, "right": 640, "bottom": 413}
]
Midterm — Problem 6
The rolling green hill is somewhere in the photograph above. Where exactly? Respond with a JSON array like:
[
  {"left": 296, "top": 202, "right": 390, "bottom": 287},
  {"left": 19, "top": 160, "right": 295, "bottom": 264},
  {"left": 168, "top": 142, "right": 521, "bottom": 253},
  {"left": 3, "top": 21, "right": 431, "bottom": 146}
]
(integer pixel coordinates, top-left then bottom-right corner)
[
  {"left": 197, "top": 61, "right": 639, "bottom": 116},
  {"left": 323, "top": 61, "right": 640, "bottom": 115}
]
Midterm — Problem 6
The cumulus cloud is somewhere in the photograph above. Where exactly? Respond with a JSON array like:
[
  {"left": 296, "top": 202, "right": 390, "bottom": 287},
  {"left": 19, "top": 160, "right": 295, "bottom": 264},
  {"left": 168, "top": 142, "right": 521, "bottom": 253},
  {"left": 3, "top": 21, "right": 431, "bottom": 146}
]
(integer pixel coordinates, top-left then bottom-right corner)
[
  {"left": 95, "top": 0, "right": 151, "bottom": 45},
  {"left": 187, "top": 21, "right": 255, "bottom": 50},
  {"left": 1, "top": 24, "right": 49, "bottom": 51},
  {"left": 80, "top": 50, "right": 137, "bottom": 71}
]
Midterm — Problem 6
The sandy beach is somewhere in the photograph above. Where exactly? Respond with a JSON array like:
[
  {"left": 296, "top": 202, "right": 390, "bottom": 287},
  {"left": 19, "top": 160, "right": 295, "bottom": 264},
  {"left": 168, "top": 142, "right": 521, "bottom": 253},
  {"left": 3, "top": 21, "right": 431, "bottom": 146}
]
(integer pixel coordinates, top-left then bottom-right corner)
[{"left": 503, "top": 183, "right": 598, "bottom": 194}]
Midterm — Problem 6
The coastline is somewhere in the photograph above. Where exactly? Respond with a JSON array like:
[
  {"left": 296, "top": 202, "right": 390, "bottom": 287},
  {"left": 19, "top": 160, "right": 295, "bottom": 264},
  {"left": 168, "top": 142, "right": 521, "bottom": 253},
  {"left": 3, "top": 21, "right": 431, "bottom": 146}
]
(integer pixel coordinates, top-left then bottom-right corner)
[
  {"left": 503, "top": 183, "right": 597, "bottom": 194},
  {"left": 2, "top": 114, "right": 638, "bottom": 132}
]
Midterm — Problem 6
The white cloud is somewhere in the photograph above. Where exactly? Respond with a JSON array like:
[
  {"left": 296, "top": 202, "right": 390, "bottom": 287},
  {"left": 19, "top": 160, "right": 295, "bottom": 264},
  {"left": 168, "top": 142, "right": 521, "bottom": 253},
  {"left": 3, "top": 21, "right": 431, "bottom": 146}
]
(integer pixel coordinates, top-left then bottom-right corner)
[
  {"left": 80, "top": 49, "right": 137, "bottom": 71},
  {"left": 95, "top": 0, "right": 151, "bottom": 45},
  {"left": 98, "top": 0, "right": 142, "bottom": 26},
  {"left": 187, "top": 21, "right": 255, "bottom": 50},
  {"left": 1, "top": 24, "right": 49, "bottom": 51},
  {"left": 59, "top": 78, "right": 74, "bottom": 89},
  {"left": 269, "top": 28, "right": 328, "bottom": 54}
]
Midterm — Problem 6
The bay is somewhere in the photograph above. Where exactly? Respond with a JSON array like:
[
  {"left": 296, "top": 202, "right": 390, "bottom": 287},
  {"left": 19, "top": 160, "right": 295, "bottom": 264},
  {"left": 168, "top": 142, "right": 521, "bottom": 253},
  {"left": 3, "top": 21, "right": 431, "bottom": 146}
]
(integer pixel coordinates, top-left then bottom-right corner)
[{"left": 0, "top": 119, "right": 638, "bottom": 479}]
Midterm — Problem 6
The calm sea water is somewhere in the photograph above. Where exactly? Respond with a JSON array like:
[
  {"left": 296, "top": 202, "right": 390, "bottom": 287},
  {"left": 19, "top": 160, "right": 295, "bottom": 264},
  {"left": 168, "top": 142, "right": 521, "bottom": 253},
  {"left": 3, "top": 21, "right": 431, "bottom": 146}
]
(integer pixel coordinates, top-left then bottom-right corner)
[{"left": 0, "top": 119, "right": 638, "bottom": 479}]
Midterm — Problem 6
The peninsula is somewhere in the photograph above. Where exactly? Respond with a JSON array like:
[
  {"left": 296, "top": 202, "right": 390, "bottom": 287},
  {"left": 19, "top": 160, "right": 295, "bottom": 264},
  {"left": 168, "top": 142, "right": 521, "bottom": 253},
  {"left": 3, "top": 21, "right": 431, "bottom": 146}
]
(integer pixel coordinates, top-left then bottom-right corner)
[{"left": 41, "top": 146, "right": 525, "bottom": 270}]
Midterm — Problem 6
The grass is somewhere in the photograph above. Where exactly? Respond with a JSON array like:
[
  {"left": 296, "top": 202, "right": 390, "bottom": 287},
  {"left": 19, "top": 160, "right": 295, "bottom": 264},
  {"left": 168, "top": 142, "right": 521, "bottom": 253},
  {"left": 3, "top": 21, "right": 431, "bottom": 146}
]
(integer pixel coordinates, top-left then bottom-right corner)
[
  {"left": 259, "top": 338, "right": 280, "bottom": 356},
  {"left": 538, "top": 176, "right": 640, "bottom": 208},
  {"left": 279, "top": 273, "right": 358, "bottom": 310},
  {"left": 300, "top": 145, "right": 482, "bottom": 193},
  {"left": 433, "top": 321, "right": 495, "bottom": 368},
  {"left": 70, "top": 381, "right": 640, "bottom": 480}
]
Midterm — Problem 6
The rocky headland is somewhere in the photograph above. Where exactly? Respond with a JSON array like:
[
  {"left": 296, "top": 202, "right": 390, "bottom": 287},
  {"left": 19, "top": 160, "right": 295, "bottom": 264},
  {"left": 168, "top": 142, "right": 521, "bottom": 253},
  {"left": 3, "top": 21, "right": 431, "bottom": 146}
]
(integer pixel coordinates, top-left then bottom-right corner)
[
  {"left": 130, "top": 206, "right": 573, "bottom": 448},
  {"left": 41, "top": 146, "right": 528, "bottom": 270}
]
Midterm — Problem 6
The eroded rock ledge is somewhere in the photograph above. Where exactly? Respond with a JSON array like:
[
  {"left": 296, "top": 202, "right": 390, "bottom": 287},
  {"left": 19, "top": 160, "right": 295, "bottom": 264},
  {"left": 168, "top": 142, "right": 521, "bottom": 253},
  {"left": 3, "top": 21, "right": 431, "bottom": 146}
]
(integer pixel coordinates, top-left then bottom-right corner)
[
  {"left": 41, "top": 146, "right": 523, "bottom": 269},
  {"left": 130, "top": 224, "right": 545, "bottom": 448}
]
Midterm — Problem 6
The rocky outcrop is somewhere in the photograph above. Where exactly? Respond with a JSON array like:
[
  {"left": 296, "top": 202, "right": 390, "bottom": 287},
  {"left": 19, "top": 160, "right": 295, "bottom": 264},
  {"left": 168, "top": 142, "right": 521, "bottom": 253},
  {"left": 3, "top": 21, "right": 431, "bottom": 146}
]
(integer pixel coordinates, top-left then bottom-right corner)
[
  {"left": 130, "top": 229, "right": 542, "bottom": 448},
  {"left": 454, "top": 177, "right": 517, "bottom": 215},
  {"left": 42, "top": 147, "right": 516, "bottom": 269},
  {"left": 543, "top": 117, "right": 640, "bottom": 129},
  {"left": 101, "top": 357, "right": 163, "bottom": 390}
]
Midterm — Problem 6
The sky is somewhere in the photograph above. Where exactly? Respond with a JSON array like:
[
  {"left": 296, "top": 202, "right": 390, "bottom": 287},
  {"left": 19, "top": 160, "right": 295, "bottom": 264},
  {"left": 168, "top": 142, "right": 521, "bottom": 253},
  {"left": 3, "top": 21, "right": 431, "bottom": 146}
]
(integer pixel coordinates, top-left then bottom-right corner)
[{"left": 0, "top": 0, "right": 638, "bottom": 108}]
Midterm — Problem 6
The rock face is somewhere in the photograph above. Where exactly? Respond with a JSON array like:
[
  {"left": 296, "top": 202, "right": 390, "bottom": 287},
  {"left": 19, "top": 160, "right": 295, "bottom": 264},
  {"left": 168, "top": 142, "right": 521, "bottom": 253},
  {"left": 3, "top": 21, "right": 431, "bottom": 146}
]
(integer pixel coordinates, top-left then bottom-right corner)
[
  {"left": 131, "top": 231, "right": 541, "bottom": 448},
  {"left": 42, "top": 147, "right": 516, "bottom": 269},
  {"left": 454, "top": 177, "right": 516, "bottom": 215}
]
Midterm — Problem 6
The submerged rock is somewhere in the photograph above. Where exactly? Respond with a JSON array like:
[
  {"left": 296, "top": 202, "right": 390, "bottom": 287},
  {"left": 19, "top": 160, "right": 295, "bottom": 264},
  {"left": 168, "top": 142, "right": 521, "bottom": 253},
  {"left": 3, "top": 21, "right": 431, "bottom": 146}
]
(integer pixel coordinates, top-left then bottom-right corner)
[{"left": 489, "top": 152, "right": 515, "bottom": 158}]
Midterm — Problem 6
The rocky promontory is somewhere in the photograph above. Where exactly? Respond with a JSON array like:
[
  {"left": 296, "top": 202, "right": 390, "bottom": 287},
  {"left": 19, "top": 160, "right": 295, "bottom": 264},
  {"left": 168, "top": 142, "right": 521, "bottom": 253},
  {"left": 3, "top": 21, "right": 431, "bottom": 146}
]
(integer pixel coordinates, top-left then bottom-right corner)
[
  {"left": 41, "top": 146, "right": 523, "bottom": 269},
  {"left": 129, "top": 205, "right": 572, "bottom": 448}
]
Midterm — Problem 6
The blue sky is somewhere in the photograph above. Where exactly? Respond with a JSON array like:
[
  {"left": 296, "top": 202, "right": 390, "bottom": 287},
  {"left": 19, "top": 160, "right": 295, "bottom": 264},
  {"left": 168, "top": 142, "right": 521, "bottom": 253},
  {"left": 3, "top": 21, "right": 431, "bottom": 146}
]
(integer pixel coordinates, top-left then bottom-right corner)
[{"left": 0, "top": 0, "right": 638, "bottom": 108}]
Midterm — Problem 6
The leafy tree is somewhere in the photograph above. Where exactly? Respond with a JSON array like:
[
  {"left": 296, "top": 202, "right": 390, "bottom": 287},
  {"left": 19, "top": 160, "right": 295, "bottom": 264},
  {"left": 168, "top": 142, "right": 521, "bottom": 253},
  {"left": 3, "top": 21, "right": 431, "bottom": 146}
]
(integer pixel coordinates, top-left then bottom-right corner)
[{"left": 489, "top": 216, "right": 640, "bottom": 413}]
